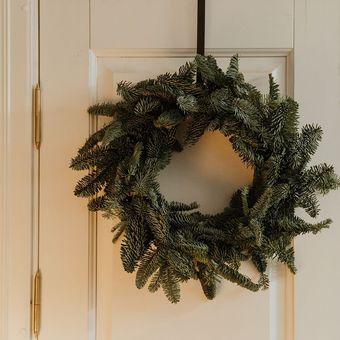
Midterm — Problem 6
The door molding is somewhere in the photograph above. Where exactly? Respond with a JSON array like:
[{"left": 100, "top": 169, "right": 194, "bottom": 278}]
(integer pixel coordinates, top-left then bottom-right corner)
[
  {"left": 0, "top": 0, "right": 10, "bottom": 337},
  {"left": 0, "top": 0, "right": 36, "bottom": 339},
  {"left": 91, "top": 47, "right": 293, "bottom": 58},
  {"left": 90, "top": 49, "right": 294, "bottom": 340}
]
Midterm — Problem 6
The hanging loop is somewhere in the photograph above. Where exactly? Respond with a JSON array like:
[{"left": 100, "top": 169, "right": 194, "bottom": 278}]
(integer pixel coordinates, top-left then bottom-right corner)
[{"left": 196, "top": 0, "right": 205, "bottom": 56}]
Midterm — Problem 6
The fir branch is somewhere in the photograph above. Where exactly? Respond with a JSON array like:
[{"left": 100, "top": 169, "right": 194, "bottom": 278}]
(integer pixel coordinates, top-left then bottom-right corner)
[
  {"left": 78, "top": 127, "right": 107, "bottom": 154},
  {"left": 241, "top": 186, "right": 250, "bottom": 216},
  {"left": 88, "top": 195, "right": 109, "bottom": 212},
  {"left": 112, "top": 221, "right": 126, "bottom": 243},
  {"left": 268, "top": 74, "right": 280, "bottom": 101},
  {"left": 298, "top": 124, "right": 323, "bottom": 165},
  {"left": 210, "top": 88, "right": 232, "bottom": 112},
  {"left": 168, "top": 250, "right": 196, "bottom": 278},
  {"left": 252, "top": 251, "right": 267, "bottom": 273},
  {"left": 134, "top": 97, "right": 160, "bottom": 116},
  {"left": 304, "top": 163, "right": 340, "bottom": 194},
  {"left": 117, "top": 81, "right": 140, "bottom": 102},
  {"left": 233, "top": 98, "right": 260, "bottom": 132},
  {"left": 226, "top": 54, "right": 239, "bottom": 80},
  {"left": 88, "top": 102, "right": 118, "bottom": 117},
  {"left": 148, "top": 268, "right": 163, "bottom": 293},
  {"left": 161, "top": 267, "right": 181, "bottom": 303},
  {"left": 135, "top": 248, "right": 162, "bottom": 289},
  {"left": 177, "top": 95, "right": 198, "bottom": 113},
  {"left": 230, "top": 135, "right": 264, "bottom": 167},
  {"left": 74, "top": 169, "right": 108, "bottom": 197},
  {"left": 70, "top": 147, "right": 115, "bottom": 171},
  {"left": 195, "top": 54, "right": 225, "bottom": 85},
  {"left": 154, "top": 110, "right": 183, "bottom": 129},
  {"left": 297, "top": 191, "right": 320, "bottom": 217},
  {"left": 146, "top": 209, "right": 170, "bottom": 243},
  {"left": 120, "top": 220, "right": 149, "bottom": 273},
  {"left": 216, "top": 263, "right": 262, "bottom": 292},
  {"left": 168, "top": 201, "right": 199, "bottom": 212},
  {"left": 183, "top": 114, "right": 210, "bottom": 146},
  {"left": 102, "top": 121, "right": 124, "bottom": 146},
  {"left": 249, "top": 187, "right": 273, "bottom": 220},
  {"left": 178, "top": 61, "right": 196, "bottom": 79},
  {"left": 197, "top": 263, "right": 220, "bottom": 300}
]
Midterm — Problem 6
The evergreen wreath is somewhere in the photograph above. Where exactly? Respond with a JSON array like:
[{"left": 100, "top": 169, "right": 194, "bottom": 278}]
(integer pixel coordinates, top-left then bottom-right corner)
[{"left": 71, "top": 55, "right": 340, "bottom": 303}]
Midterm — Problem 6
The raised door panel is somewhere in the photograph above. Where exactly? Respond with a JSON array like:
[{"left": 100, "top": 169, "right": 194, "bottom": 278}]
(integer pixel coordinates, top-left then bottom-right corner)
[
  {"left": 92, "top": 53, "right": 292, "bottom": 340},
  {"left": 91, "top": 0, "right": 294, "bottom": 49}
]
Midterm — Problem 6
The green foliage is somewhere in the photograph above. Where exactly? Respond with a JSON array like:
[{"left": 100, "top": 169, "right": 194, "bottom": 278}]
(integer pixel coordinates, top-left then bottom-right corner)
[
  {"left": 226, "top": 54, "right": 239, "bottom": 80},
  {"left": 197, "top": 263, "right": 220, "bottom": 300},
  {"left": 177, "top": 95, "right": 198, "bottom": 113},
  {"left": 135, "top": 248, "right": 163, "bottom": 289},
  {"left": 71, "top": 55, "right": 339, "bottom": 303},
  {"left": 88, "top": 102, "right": 118, "bottom": 117},
  {"left": 298, "top": 124, "right": 323, "bottom": 165},
  {"left": 120, "top": 217, "right": 149, "bottom": 273},
  {"left": 87, "top": 195, "right": 108, "bottom": 212},
  {"left": 216, "top": 263, "right": 262, "bottom": 292},
  {"left": 134, "top": 97, "right": 160, "bottom": 116},
  {"left": 154, "top": 110, "right": 183, "bottom": 129},
  {"left": 184, "top": 114, "right": 210, "bottom": 146},
  {"left": 161, "top": 267, "right": 181, "bottom": 303},
  {"left": 269, "top": 73, "right": 280, "bottom": 100},
  {"left": 304, "top": 163, "right": 340, "bottom": 194},
  {"left": 111, "top": 221, "right": 126, "bottom": 243},
  {"left": 74, "top": 169, "right": 107, "bottom": 197},
  {"left": 102, "top": 121, "right": 124, "bottom": 146},
  {"left": 148, "top": 268, "right": 163, "bottom": 293}
]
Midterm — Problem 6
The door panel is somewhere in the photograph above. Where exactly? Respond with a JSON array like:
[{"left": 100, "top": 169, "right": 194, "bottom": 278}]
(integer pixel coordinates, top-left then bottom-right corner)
[
  {"left": 93, "top": 53, "right": 292, "bottom": 340},
  {"left": 1, "top": 0, "right": 330, "bottom": 339},
  {"left": 39, "top": 1, "right": 295, "bottom": 340},
  {"left": 91, "top": 0, "right": 294, "bottom": 49},
  {"left": 39, "top": 1, "right": 89, "bottom": 339}
]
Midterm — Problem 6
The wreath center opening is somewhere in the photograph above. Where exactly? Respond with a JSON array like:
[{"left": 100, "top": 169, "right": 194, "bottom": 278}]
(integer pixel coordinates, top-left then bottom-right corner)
[{"left": 158, "top": 130, "right": 253, "bottom": 214}]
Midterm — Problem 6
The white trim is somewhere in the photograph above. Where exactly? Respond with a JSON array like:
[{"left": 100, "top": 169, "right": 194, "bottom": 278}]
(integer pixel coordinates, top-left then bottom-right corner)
[
  {"left": 0, "top": 0, "right": 10, "bottom": 338},
  {"left": 88, "top": 50, "right": 98, "bottom": 340},
  {"left": 91, "top": 48, "right": 293, "bottom": 58},
  {"left": 294, "top": 1, "right": 340, "bottom": 339}
]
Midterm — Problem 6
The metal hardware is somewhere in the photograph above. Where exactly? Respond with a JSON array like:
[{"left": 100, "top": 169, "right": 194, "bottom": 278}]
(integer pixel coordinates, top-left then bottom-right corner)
[
  {"left": 31, "top": 269, "right": 41, "bottom": 337},
  {"left": 197, "top": 0, "right": 205, "bottom": 56},
  {"left": 196, "top": 0, "right": 205, "bottom": 83},
  {"left": 34, "top": 84, "right": 41, "bottom": 149}
]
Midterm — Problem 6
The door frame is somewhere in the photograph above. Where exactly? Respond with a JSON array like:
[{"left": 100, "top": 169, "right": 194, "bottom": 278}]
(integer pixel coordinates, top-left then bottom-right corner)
[
  {"left": 0, "top": 1, "right": 295, "bottom": 335},
  {"left": 2, "top": 1, "right": 339, "bottom": 340},
  {"left": 0, "top": 1, "right": 295, "bottom": 339},
  {"left": 0, "top": 0, "right": 37, "bottom": 338}
]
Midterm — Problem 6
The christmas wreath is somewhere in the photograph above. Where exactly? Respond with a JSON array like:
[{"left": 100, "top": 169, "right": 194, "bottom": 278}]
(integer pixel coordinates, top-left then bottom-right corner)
[{"left": 71, "top": 55, "right": 340, "bottom": 303}]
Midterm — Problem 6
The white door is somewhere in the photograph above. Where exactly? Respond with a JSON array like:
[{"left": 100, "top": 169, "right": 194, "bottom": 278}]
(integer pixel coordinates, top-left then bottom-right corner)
[{"left": 2, "top": 1, "right": 340, "bottom": 340}]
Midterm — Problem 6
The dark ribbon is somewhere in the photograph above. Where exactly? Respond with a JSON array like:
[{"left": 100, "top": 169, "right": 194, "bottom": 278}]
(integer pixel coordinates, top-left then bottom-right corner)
[
  {"left": 196, "top": 0, "right": 205, "bottom": 83},
  {"left": 196, "top": 0, "right": 205, "bottom": 56}
]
